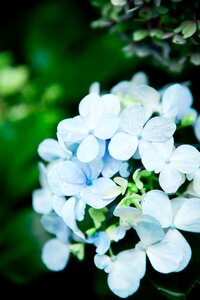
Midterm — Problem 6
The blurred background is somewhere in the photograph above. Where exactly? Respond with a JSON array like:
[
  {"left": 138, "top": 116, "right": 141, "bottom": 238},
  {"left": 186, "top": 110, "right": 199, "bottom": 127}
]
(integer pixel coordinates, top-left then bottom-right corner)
[{"left": 0, "top": 0, "right": 199, "bottom": 298}]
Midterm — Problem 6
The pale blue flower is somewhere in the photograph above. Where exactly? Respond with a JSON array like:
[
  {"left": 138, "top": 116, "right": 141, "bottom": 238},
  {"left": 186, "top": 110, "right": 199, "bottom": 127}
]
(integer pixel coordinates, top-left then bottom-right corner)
[
  {"left": 108, "top": 105, "right": 176, "bottom": 161},
  {"left": 32, "top": 163, "right": 66, "bottom": 214},
  {"left": 88, "top": 231, "right": 110, "bottom": 255},
  {"left": 141, "top": 190, "right": 200, "bottom": 270},
  {"left": 160, "top": 83, "right": 193, "bottom": 121},
  {"left": 57, "top": 93, "right": 120, "bottom": 163},
  {"left": 41, "top": 212, "right": 71, "bottom": 271},
  {"left": 48, "top": 159, "right": 117, "bottom": 209},
  {"left": 194, "top": 115, "right": 200, "bottom": 141},
  {"left": 38, "top": 138, "right": 71, "bottom": 162},
  {"left": 94, "top": 249, "right": 145, "bottom": 298},
  {"left": 42, "top": 238, "right": 70, "bottom": 271}
]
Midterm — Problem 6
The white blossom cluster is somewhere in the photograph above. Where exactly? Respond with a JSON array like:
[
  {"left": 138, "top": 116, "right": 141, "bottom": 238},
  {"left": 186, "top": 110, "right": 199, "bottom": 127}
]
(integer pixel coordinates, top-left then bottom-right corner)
[{"left": 32, "top": 72, "right": 200, "bottom": 298}]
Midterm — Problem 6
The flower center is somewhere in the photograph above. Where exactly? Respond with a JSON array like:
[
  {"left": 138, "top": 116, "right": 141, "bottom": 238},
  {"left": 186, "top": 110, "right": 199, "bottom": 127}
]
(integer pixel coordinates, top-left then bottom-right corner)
[{"left": 86, "top": 179, "right": 93, "bottom": 186}]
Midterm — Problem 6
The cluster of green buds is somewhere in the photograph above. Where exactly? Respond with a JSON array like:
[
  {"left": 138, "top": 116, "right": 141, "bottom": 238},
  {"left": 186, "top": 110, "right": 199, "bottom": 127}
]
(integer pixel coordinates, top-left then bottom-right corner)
[{"left": 91, "top": 0, "right": 200, "bottom": 72}]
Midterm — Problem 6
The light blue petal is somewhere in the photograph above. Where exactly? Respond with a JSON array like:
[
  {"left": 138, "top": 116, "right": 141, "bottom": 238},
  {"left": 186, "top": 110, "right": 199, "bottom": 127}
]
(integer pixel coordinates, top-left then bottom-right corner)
[
  {"left": 102, "top": 151, "right": 122, "bottom": 178},
  {"left": 32, "top": 188, "right": 53, "bottom": 214},
  {"left": 57, "top": 116, "right": 88, "bottom": 143},
  {"left": 161, "top": 84, "right": 180, "bottom": 119},
  {"left": 177, "top": 85, "right": 193, "bottom": 120},
  {"left": 94, "top": 114, "right": 119, "bottom": 140},
  {"left": 79, "top": 93, "right": 103, "bottom": 130},
  {"left": 88, "top": 231, "right": 110, "bottom": 255},
  {"left": 41, "top": 212, "right": 70, "bottom": 243},
  {"left": 38, "top": 138, "right": 70, "bottom": 162},
  {"left": 108, "top": 249, "right": 145, "bottom": 298},
  {"left": 94, "top": 254, "right": 113, "bottom": 273},
  {"left": 119, "top": 162, "right": 130, "bottom": 178},
  {"left": 120, "top": 105, "right": 145, "bottom": 135},
  {"left": 48, "top": 161, "right": 85, "bottom": 196},
  {"left": 52, "top": 195, "right": 66, "bottom": 216},
  {"left": 38, "top": 162, "right": 49, "bottom": 188},
  {"left": 109, "top": 132, "right": 138, "bottom": 161},
  {"left": 56, "top": 161, "right": 86, "bottom": 184},
  {"left": 42, "top": 238, "right": 70, "bottom": 271},
  {"left": 60, "top": 197, "right": 85, "bottom": 239},
  {"left": 134, "top": 215, "right": 165, "bottom": 246},
  {"left": 77, "top": 135, "right": 99, "bottom": 163},
  {"left": 81, "top": 177, "right": 117, "bottom": 209}
]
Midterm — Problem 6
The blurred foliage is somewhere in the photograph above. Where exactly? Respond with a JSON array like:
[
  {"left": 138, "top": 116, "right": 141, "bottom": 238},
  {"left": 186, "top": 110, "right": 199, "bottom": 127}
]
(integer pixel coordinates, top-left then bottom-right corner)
[
  {"left": 91, "top": 0, "right": 200, "bottom": 72},
  {"left": 0, "top": 0, "right": 199, "bottom": 298}
]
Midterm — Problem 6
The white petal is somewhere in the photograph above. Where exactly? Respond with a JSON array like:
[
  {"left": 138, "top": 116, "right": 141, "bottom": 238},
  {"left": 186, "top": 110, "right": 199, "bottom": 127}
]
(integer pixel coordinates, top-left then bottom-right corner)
[
  {"left": 141, "top": 190, "right": 172, "bottom": 228},
  {"left": 166, "top": 229, "right": 191, "bottom": 272},
  {"left": 170, "top": 197, "right": 187, "bottom": 218},
  {"left": 101, "top": 152, "right": 122, "bottom": 178},
  {"left": 57, "top": 116, "right": 88, "bottom": 143},
  {"left": 32, "top": 188, "right": 53, "bottom": 214},
  {"left": 192, "top": 169, "right": 200, "bottom": 194},
  {"left": 131, "top": 71, "right": 149, "bottom": 86},
  {"left": 79, "top": 93, "right": 103, "bottom": 129},
  {"left": 171, "top": 145, "right": 200, "bottom": 174},
  {"left": 130, "top": 85, "right": 160, "bottom": 120},
  {"left": 94, "top": 254, "right": 113, "bottom": 273},
  {"left": 161, "top": 84, "right": 180, "bottom": 119},
  {"left": 174, "top": 197, "right": 200, "bottom": 232},
  {"left": 109, "top": 132, "right": 138, "bottom": 161},
  {"left": 77, "top": 135, "right": 99, "bottom": 163},
  {"left": 176, "top": 85, "right": 193, "bottom": 120},
  {"left": 42, "top": 239, "right": 70, "bottom": 271},
  {"left": 141, "top": 145, "right": 165, "bottom": 173},
  {"left": 94, "top": 114, "right": 119, "bottom": 139},
  {"left": 113, "top": 207, "right": 143, "bottom": 226},
  {"left": 159, "top": 165, "right": 184, "bottom": 193},
  {"left": 120, "top": 105, "right": 145, "bottom": 135},
  {"left": 108, "top": 249, "right": 145, "bottom": 298},
  {"left": 142, "top": 117, "right": 176, "bottom": 142},
  {"left": 101, "top": 94, "right": 121, "bottom": 115},
  {"left": 147, "top": 232, "right": 182, "bottom": 273},
  {"left": 194, "top": 115, "right": 200, "bottom": 142}
]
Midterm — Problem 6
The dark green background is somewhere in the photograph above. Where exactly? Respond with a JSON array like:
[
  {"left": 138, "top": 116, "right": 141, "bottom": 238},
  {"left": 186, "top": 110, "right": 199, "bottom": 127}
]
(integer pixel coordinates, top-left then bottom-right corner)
[{"left": 0, "top": 0, "right": 199, "bottom": 298}]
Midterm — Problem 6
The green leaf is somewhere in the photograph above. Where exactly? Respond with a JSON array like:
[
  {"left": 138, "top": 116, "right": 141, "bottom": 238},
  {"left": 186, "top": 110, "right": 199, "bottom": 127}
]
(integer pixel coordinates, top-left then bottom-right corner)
[
  {"left": 88, "top": 207, "right": 108, "bottom": 229},
  {"left": 133, "top": 30, "right": 148, "bottom": 41},
  {"left": 181, "top": 21, "right": 197, "bottom": 38},
  {"left": 70, "top": 243, "right": 85, "bottom": 260}
]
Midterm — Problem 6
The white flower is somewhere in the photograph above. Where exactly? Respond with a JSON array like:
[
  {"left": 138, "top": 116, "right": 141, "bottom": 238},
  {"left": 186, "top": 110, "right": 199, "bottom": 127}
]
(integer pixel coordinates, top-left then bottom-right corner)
[
  {"left": 57, "top": 93, "right": 120, "bottom": 163},
  {"left": 108, "top": 105, "right": 176, "bottom": 161},
  {"left": 142, "top": 138, "right": 200, "bottom": 193}
]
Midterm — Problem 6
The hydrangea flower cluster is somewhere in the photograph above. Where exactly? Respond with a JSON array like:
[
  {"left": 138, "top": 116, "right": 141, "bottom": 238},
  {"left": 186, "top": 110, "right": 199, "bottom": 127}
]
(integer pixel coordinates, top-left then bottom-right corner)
[{"left": 32, "top": 72, "right": 200, "bottom": 298}]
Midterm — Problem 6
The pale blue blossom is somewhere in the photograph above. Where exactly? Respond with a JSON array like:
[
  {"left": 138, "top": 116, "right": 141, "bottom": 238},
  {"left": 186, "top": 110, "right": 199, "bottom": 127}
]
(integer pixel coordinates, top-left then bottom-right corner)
[
  {"left": 194, "top": 115, "right": 200, "bottom": 141},
  {"left": 42, "top": 238, "right": 70, "bottom": 271},
  {"left": 108, "top": 105, "right": 176, "bottom": 161},
  {"left": 141, "top": 190, "right": 200, "bottom": 270},
  {"left": 111, "top": 73, "right": 159, "bottom": 120},
  {"left": 142, "top": 138, "right": 200, "bottom": 193},
  {"left": 57, "top": 93, "right": 120, "bottom": 163},
  {"left": 159, "top": 83, "right": 194, "bottom": 121},
  {"left": 38, "top": 138, "right": 71, "bottom": 162},
  {"left": 32, "top": 163, "right": 66, "bottom": 215},
  {"left": 88, "top": 231, "right": 110, "bottom": 255},
  {"left": 94, "top": 249, "right": 145, "bottom": 298},
  {"left": 48, "top": 159, "right": 117, "bottom": 209},
  {"left": 41, "top": 212, "right": 71, "bottom": 271}
]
